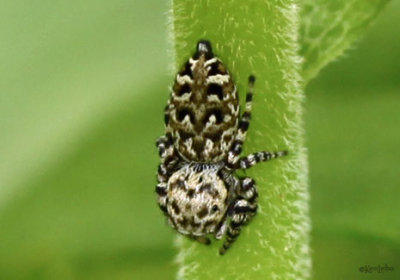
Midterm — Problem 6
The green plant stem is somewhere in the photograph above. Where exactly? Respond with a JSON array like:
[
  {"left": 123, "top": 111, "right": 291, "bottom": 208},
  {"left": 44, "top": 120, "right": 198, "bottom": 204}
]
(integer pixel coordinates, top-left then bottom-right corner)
[{"left": 170, "top": 0, "right": 310, "bottom": 279}]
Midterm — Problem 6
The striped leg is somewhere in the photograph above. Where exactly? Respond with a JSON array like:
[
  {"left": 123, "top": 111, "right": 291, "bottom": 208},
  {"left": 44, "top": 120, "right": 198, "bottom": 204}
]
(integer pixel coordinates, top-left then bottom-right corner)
[
  {"left": 155, "top": 134, "right": 179, "bottom": 215},
  {"left": 227, "top": 75, "right": 256, "bottom": 168},
  {"left": 219, "top": 178, "right": 258, "bottom": 255},
  {"left": 156, "top": 134, "right": 174, "bottom": 163},
  {"left": 238, "top": 150, "right": 288, "bottom": 170},
  {"left": 156, "top": 166, "right": 169, "bottom": 215},
  {"left": 156, "top": 134, "right": 181, "bottom": 171}
]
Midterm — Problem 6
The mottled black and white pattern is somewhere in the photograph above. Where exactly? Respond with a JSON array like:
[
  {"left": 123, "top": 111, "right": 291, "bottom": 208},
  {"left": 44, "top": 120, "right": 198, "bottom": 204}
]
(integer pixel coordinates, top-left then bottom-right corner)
[
  {"left": 166, "top": 41, "right": 238, "bottom": 163},
  {"left": 156, "top": 40, "right": 288, "bottom": 255}
]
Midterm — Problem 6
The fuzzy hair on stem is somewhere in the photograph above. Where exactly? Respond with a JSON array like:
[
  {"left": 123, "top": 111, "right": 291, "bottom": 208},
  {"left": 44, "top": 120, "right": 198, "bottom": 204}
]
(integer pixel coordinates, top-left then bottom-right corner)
[{"left": 168, "top": 0, "right": 311, "bottom": 279}]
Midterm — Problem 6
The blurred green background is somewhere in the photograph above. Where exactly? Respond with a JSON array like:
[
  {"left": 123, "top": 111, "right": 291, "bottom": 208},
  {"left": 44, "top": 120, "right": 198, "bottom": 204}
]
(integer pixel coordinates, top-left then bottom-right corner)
[{"left": 0, "top": 1, "right": 399, "bottom": 279}]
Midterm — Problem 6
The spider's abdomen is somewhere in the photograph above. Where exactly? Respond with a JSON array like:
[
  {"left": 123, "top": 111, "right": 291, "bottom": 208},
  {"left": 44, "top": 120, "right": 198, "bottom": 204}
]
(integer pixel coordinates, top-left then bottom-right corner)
[
  {"left": 165, "top": 41, "right": 239, "bottom": 162},
  {"left": 166, "top": 165, "right": 228, "bottom": 236}
]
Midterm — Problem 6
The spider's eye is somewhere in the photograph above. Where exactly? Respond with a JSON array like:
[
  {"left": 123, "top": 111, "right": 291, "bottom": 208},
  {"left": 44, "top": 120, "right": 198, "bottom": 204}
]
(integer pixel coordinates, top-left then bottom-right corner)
[{"left": 211, "top": 205, "right": 219, "bottom": 212}]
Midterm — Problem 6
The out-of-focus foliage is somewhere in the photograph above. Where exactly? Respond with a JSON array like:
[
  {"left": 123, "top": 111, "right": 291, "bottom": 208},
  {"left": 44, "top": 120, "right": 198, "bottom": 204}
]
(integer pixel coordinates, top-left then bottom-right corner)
[
  {"left": 0, "top": 1, "right": 175, "bottom": 279},
  {"left": 306, "top": 2, "right": 400, "bottom": 278},
  {"left": 0, "top": 0, "right": 399, "bottom": 279},
  {"left": 300, "top": 0, "right": 390, "bottom": 82}
]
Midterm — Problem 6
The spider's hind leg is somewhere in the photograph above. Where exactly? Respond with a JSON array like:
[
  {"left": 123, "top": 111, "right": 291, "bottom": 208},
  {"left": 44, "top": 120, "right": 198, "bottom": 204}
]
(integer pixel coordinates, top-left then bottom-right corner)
[
  {"left": 156, "top": 134, "right": 174, "bottom": 162},
  {"left": 219, "top": 177, "right": 258, "bottom": 255},
  {"left": 227, "top": 75, "right": 256, "bottom": 168},
  {"left": 238, "top": 150, "right": 288, "bottom": 169},
  {"left": 155, "top": 134, "right": 179, "bottom": 216}
]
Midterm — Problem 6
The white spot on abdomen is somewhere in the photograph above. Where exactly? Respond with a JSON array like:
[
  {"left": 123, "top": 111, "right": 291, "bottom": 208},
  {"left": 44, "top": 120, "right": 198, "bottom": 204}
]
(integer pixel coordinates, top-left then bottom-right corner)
[{"left": 206, "top": 74, "right": 230, "bottom": 85}]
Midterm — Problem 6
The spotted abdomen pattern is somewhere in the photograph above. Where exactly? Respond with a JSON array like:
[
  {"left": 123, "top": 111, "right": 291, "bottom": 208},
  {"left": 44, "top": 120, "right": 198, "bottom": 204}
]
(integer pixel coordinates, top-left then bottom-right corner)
[
  {"left": 166, "top": 165, "right": 228, "bottom": 236},
  {"left": 165, "top": 43, "right": 239, "bottom": 162}
]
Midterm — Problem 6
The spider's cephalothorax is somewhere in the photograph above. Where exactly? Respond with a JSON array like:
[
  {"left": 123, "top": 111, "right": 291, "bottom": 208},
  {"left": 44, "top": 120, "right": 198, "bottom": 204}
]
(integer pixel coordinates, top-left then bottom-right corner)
[{"left": 156, "top": 40, "right": 287, "bottom": 255}]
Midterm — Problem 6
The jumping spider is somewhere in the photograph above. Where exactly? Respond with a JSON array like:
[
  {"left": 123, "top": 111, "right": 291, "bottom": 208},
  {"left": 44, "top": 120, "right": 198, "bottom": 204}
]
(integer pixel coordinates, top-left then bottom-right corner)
[{"left": 156, "top": 40, "right": 287, "bottom": 255}]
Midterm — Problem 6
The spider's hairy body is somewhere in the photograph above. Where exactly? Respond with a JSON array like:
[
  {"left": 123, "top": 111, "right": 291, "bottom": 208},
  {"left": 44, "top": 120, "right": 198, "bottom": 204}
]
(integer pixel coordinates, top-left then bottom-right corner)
[
  {"left": 156, "top": 40, "right": 288, "bottom": 255},
  {"left": 166, "top": 164, "right": 228, "bottom": 236},
  {"left": 166, "top": 44, "right": 238, "bottom": 162}
]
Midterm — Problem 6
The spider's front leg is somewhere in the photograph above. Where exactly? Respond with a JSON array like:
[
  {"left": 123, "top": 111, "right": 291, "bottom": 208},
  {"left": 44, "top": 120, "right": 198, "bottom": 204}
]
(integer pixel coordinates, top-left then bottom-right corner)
[
  {"left": 155, "top": 134, "right": 179, "bottom": 215},
  {"left": 219, "top": 177, "right": 258, "bottom": 255}
]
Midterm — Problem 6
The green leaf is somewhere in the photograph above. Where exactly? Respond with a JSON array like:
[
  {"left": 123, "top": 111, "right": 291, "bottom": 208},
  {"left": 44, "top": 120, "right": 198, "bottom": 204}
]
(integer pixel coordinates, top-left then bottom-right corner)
[
  {"left": 300, "top": 0, "right": 390, "bottom": 83},
  {"left": 171, "top": 1, "right": 310, "bottom": 279}
]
